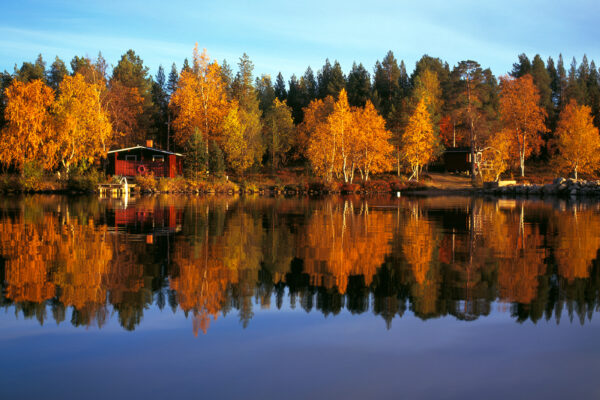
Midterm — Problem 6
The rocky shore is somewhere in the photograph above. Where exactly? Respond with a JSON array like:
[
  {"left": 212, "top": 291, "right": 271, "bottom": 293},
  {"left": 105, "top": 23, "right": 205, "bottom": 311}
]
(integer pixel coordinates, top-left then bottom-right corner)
[{"left": 483, "top": 178, "right": 600, "bottom": 197}]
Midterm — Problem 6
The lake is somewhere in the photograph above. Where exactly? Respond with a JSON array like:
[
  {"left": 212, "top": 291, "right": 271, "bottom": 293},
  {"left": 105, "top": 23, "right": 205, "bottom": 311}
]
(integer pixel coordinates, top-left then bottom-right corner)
[{"left": 1, "top": 194, "right": 600, "bottom": 399}]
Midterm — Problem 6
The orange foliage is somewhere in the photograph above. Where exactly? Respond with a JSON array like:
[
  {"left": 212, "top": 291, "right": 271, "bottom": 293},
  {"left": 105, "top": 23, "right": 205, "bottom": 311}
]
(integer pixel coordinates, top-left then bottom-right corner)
[
  {"left": 499, "top": 74, "right": 547, "bottom": 177},
  {"left": 103, "top": 80, "right": 144, "bottom": 148},
  {"left": 297, "top": 96, "right": 335, "bottom": 159},
  {"left": 295, "top": 200, "right": 394, "bottom": 293}
]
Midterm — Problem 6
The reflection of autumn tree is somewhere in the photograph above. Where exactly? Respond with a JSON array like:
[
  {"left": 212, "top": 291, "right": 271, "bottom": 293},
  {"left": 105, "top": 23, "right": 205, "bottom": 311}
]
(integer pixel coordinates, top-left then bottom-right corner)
[
  {"left": 482, "top": 203, "right": 547, "bottom": 304},
  {"left": 551, "top": 207, "right": 600, "bottom": 282},
  {"left": 399, "top": 203, "right": 440, "bottom": 317},
  {"left": 0, "top": 202, "right": 149, "bottom": 329},
  {"left": 170, "top": 199, "right": 264, "bottom": 334},
  {"left": 295, "top": 199, "right": 394, "bottom": 295}
]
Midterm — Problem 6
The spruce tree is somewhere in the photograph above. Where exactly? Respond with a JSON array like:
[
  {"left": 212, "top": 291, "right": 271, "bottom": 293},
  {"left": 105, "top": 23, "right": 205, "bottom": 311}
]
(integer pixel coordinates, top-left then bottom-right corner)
[
  {"left": 317, "top": 59, "right": 333, "bottom": 98},
  {"left": 301, "top": 66, "right": 317, "bottom": 101},
  {"left": 530, "top": 55, "right": 553, "bottom": 125},
  {"left": 346, "top": 62, "right": 371, "bottom": 107},
  {"left": 167, "top": 63, "right": 178, "bottom": 96},
  {"left": 373, "top": 51, "right": 401, "bottom": 116},
  {"left": 47, "top": 56, "right": 68, "bottom": 90},
  {"left": 510, "top": 53, "right": 532, "bottom": 78},
  {"left": 184, "top": 129, "right": 208, "bottom": 179},
  {"left": 274, "top": 72, "right": 287, "bottom": 100}
]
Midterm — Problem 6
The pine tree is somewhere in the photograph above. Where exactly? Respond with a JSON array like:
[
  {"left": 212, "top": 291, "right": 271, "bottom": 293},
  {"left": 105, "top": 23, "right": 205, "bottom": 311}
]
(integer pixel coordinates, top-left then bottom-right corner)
[
  {"left": 287, "top": 75, "right": 303, "bottom": 123},
  {"left": 302, "top": 66, "right": 317, "bottom": 101},
  {"left": 167, "top": 63, "right": 178, "bottom": 96},
  {"left": 346, "top": 62, "right": 371, "bottom": 107},
  {"left": 326, "top": 61, "right": 346, "bottom": 98},
  {"left": 184, "top": 128, "right": 208, "bottom": 179},
  {"left": 530, "top": 55, "right": 553, "bottom": 129},
  {"left": 47, "top": 56, "right": 68, "bottom": 91},
  {"left": 263, "top": 98, "right": 294, "bottom": 170},
  {"left": 111, "top": 49, "right": 156, "bottom": 143},
  {"left": 317, "top": 59, "right": 333, "bottom": 99},
  {"left": 256, "top": 74, "right": 276, "bottom": 112},
  {"left": 274, "top": 72, "right": 287, "bottom": 100},
  {"left": 373, "top": 51, "right": 401, "bottom": 116},
  {"left": 152, "top": 65, "right": 169, "bottom": 148},
  {"left": 556, "top": 54, "right": 568, "bottom": 109},
  {"left": 510, "top": 53, "right": 532, "bottom": 78},
  {"left": 220, "top": 59, "right": 233, "bottom": 98},
  {"left": 587, "top": 61, "right": 600, "bottom": 128},
  {"left": 566, "top": 57, "right": 585, "bottom": 105},
  {"left": 14, "top": 54, "right": 46, "bottom": 83}
]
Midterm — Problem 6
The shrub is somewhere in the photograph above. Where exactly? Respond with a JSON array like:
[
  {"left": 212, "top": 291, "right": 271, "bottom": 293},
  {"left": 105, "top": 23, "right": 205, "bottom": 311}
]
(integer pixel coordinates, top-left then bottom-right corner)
[
  {"left": 136, "top": 173, "right": 157, "bottom": 192},
  {"left": 68, "top": 169, "right": 106, "bottom": 192},
  {"left": 362, "top": 179, "right": 391, "bottom": 193},
  {"left": 0, "top": 174, "right": 20, "bottom": 192},
  {"left": 20, "top": 161, "right": 44, "bottom": 191},
  {"left": 340, "top": 183, "right": 361, "bottom": 193}
]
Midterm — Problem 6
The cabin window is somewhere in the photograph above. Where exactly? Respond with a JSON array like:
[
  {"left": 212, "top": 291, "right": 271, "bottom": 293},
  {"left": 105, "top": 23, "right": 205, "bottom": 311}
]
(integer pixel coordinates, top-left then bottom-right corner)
[
  {"left": 152, "top": 155, "right": 165, "bottom": 162},
  {"left": 125, "top": 155, "right": 137, "bottom": 161}
]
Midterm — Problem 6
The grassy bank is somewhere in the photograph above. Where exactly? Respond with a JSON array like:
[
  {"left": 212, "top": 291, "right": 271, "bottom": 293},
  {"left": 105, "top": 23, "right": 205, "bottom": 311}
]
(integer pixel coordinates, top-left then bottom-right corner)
[{"left": 0, "top": 169, "right": 430, "bottom": 195}]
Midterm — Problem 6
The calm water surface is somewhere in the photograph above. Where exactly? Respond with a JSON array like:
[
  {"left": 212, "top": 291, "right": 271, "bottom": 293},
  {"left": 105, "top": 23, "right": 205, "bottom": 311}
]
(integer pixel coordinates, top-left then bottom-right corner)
[{"left": 1, "top": 194, "right": 600, "bottom": 399}]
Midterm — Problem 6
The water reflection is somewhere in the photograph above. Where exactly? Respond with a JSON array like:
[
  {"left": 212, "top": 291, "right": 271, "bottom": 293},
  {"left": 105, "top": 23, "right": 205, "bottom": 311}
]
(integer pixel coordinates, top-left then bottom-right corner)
[{"left": 1, "top": 195, "right": 599, "bottom": 335}]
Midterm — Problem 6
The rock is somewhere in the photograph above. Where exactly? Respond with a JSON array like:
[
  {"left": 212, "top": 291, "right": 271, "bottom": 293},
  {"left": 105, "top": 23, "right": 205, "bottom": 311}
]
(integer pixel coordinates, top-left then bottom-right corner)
[
  {"left": 542, "top": 184, "right": 555, "bottom": 194},
  {"left": 554, "top": 177, "right": 566, "bottom": 185}
]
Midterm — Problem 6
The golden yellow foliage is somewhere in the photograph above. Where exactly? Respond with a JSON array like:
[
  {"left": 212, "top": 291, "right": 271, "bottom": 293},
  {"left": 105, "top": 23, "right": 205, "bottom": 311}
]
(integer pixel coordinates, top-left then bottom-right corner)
[
  {"left": 170, "top": 46, "right": 230, "bottom": 147},
  {"left": 401, "top": 98, "right": 439, "bottom": 181},
  {"left": 53, "top": 74, "right": 113, "bottom": 172},
  {"left": 354, "top": 101, "right": 393, "bottom": 181},
  {"left": 0, "top": 79, "right": 56, "bottom": 171},
  {"left": 554, "top": 99, "right": 600, "bottom": 179}
]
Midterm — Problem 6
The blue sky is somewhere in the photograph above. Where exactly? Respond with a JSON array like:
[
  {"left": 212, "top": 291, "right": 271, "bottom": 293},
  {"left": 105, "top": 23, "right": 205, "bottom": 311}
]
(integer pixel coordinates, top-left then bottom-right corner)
[{"left": 1, "top": 0, "right": 599, "bottom": 81}]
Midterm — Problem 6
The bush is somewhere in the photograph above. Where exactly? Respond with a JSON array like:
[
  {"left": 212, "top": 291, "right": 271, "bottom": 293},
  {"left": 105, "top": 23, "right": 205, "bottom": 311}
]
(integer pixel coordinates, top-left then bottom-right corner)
[
  {"left": 213, "top": 180, "right": 239, "bottom": 193},
  {"left": 158, "top": 176, "right": 188, "bottom": 192},
  {"left": 136, "top": 173, "right": 157, "bottom": 192},
  {"left": 0, "top": 174, "right": 20, "bottom": 192},
  {"left": 20, "top": 161, "right": 44, "bottom": 191},
  {"left": 239, "top": 181, "right": 260, "bottom": 194},
  {"left": 68, "top": 169, "right": 106, "bottom": 192},
  {"left": 340, "top": 183, "right": 361, "bottom": 193},
  {"left": 362, "top": 179, "right": 391, "bottom": 193},
  {"left": 308, "top": 179, "right": 342, "bottom": 193}
]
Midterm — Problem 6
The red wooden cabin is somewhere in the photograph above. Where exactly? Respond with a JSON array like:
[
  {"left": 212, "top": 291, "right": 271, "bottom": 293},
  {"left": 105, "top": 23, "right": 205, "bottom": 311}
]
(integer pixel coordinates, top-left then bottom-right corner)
[{"left": 106, "top": 141, "right": 183, "bottom": 178}]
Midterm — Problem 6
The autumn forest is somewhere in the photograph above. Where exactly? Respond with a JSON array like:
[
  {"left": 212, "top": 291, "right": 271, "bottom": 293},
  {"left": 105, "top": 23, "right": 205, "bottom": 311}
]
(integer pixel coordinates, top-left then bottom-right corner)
[{"left": 2, "top": 47, "right": 600, "bottom": 182}]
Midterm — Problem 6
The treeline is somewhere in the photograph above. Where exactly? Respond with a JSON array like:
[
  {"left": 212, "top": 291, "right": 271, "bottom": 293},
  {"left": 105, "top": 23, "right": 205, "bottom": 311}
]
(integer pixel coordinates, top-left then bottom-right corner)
[{"left": 2, "top": 47, "right": 600, "bottom": 180}]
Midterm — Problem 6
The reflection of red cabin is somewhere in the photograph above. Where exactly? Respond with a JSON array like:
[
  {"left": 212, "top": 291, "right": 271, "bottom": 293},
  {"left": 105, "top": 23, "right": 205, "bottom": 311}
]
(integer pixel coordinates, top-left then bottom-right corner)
[
  {"left": 107, "top": 142, "right": 183, "bottom": 178},
  {"left": 114, "top": 205, "right": 180, "bottom": 231}
]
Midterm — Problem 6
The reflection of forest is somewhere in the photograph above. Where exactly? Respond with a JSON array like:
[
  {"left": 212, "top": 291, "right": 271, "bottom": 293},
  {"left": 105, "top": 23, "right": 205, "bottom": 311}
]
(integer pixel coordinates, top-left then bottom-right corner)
[{"left": 1, "top": 195, "right": 600, "bottom": 334}]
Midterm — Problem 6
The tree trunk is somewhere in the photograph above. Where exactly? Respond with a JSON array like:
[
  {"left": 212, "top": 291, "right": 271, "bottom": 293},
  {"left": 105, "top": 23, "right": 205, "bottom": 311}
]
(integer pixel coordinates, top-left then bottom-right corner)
[{"left": 397, "top": 148, "right": 401, "bottom": 177}]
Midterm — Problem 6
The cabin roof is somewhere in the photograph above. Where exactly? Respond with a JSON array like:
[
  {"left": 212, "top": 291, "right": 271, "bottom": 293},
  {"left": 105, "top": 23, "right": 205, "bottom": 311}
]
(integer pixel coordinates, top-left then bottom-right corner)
[{"left": 107, "top": 145, "right": 183, "bottom": 157}]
